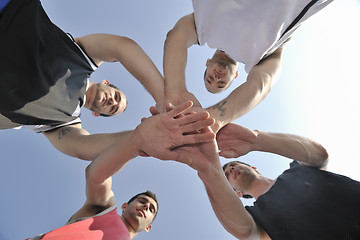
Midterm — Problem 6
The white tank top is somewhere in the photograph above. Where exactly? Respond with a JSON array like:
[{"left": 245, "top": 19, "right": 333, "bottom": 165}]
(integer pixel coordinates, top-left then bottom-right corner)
[{"left": 192, "top": 0, "right": 333, "bottom": 72}]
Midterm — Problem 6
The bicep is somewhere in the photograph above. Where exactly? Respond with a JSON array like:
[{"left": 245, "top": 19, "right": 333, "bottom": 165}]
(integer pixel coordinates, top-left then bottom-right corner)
[
  {"left": 75, "top": 34, "right": 134, "bottom": 65},
  {"left": 166, "top": 13, "right": 198, "bottom": 47},
  {"left": 85, "top": 165, "right": 116, "bottom": 208},
  {"left": 42, "top": 124, "right": 91, "bottom": 159},
  {"left": 249, "top": 48, "right": 284, "bottom": 86}
]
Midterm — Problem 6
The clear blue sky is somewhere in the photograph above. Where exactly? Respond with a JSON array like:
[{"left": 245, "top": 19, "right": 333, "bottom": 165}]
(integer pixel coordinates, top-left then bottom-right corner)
[{"left": 0, "top": 1, "right": 359, "bottom": 239}]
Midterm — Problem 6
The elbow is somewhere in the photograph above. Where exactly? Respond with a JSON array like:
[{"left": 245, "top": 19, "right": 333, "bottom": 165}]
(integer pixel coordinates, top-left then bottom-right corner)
[
  {"left": 316, "top": 144, "right": 329, "bottom": 168},
  {"left": 164, "top": 28, "right": 177, "bottom": 48},
  {"left": 248, "top": 72, "right": 273, "bottom": 98},
  {"left": 85, "top": 164, "right": 103, "bottom": 186}
]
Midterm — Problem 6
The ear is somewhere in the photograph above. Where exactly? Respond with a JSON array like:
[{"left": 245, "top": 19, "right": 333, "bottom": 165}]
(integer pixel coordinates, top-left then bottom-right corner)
[
  {"left": 92, "top": 111, "right": 100, "bottom": 117},
  {"left": 101, "top": 79, "right": 110, "bottom": 85},
  {"left": 144, "top": 224, "right": 152, "bottom": 232},
  {"left": 234, "top": 70, "right": 239, "bottom": 79},
  {"left": 235, "top": 190, "right": 243, "bottom": 198},
  {"left": 206, "top": 59, "right": 211, "bottom": 66},
  {"left": 121, "top": 202, "right": 128, "bottom": 211}
]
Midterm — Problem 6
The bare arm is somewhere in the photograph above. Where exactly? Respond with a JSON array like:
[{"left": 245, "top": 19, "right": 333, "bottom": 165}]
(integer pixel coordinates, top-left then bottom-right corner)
[
  {"left": 206, "top": 48, "right": 284, "bottom": 132},
  {"left": 75, "top": 34, "right": 164, "bottom": 103},
  {"left": 217, "top": 123, "right": 329, "bottom": 169},
  {"left": 42, "top": 124, "right": 132, "bottom": 161},
  {"left": 43, "top": 102, "right": 215, "bottom": 162},
  {"left": 65, "top": 102, "right": 216, "bottom": 221},
  {"left": 163, "top": 13, "right": 202, "bottom": 109},
  {"left": 168, "top": 131, "right": 261, "bottom": 240}
]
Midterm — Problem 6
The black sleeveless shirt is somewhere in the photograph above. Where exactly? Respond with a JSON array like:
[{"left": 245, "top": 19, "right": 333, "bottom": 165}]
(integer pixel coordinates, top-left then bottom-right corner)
[
  {"left": 246, "top": 161, "right": 360, "bottom": 240},
  {"left": 0, "top": 0, "right": 96, "bottom": 128}
]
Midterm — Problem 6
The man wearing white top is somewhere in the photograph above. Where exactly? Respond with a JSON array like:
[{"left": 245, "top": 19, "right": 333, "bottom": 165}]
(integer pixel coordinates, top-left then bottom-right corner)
[{"left": 163, "top": 0, "right": 333, "bottom": 132}]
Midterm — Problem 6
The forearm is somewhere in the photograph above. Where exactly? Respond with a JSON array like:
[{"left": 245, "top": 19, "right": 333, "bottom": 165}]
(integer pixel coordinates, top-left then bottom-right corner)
[
  {"left": 44, "top": 126, "right": 134, "bottom": 161},
  {"left": 163, "top": 30, "right": 189, "bottom": 93},
  {"left": 199, "top": 168, "right": 257, "bottom": 239},
  {"left": 76, "top": 34, "right": 164, "bottom": 103},
  {"left": 114, "top": 38, "right": 164, "bottom": 103},
  {"left": 163, "top": 13, "right": 198, "bottom": 94},
  {"left": 254, "top": 131, "right": 329, "bottom": 168},
  {"left": 206, "top": 76, "right": 272, "bottom": 132},
  {"left": 86, "top": 131, "right": 140, "bottom": 184}
]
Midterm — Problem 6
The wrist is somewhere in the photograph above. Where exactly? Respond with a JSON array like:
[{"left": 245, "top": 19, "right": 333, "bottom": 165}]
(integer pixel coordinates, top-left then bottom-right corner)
[
  {"left": 252, "top": 130, "right": 264, "bottom": 152},
  {"left": 198, "top": 165, "right": 224, "bottom": 184},
  {"left": 164, "top": 78, "right": 188, "bottom": 94}
]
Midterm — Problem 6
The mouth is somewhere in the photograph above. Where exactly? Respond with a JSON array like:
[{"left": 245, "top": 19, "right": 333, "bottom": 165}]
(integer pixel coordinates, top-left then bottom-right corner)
[
  {"left": 215, "top": 70, "right": 224, "bottom": 77},
  {"left": 137, "top": 209, "right": 145, "bottom": 218}
]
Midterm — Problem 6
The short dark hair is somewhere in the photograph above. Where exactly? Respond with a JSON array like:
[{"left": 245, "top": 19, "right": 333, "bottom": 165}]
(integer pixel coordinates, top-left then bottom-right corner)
[
  {"left": 127, "top": 190, "right": 159, "bottom": 220},
  {"left": 99, "top": 83, "right": 120, "bottom": 117},
  {"left": 222, "top": 161, "right": 254, "bottom": 199}
]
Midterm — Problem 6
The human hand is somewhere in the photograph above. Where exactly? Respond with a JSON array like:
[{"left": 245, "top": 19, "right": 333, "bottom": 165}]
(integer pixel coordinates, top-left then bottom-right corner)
[
  {"left": 171, "top": 127, "right": 221, "bottom": 174},
  {"left": 135, "top": 101, "right": 215, "bottom": 160},
  {"left": 216, "top": 123, "right": 258, "bottom": 158},
  {"left": 164, "top": 90, "right": 202, "bottom": 112}
]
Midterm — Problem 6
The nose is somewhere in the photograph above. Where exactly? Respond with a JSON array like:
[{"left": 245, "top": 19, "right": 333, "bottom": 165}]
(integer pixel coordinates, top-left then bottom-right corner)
[
  {"left": 142, "top": 202, "right": 149, "bottom": 211},
  {"left": 108, "top": 97, "right": 118, "bottom": 106}
]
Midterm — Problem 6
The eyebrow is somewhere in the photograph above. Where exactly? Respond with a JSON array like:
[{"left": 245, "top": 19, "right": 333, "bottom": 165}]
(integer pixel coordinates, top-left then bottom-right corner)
[{"left": 111, "top": 92, "right": 121, "bottom": 115}]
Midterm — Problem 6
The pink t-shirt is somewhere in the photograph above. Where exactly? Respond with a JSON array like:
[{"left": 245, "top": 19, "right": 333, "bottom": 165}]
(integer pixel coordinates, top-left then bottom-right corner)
[{"left": 36, "top": 208, "right": 130, "bottom": 240}]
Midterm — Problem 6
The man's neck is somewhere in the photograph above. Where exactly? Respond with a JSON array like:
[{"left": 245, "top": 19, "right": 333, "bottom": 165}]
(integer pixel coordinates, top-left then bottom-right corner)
[
  {"left": 84, "top": 81, "right": 96, "bottom": 109},
  {"left": 250, "top": 176, "right": 276, "bottom": 200},
  {"left": 120, "top": 215, "right": 137, "bottom": 239}
]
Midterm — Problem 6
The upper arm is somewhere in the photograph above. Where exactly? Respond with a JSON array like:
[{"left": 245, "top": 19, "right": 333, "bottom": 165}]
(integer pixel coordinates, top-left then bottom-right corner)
[
  {"left": 42, "top": 123, "right": 92, "bottom": 159},
  {"left": 75, "top": 34, "right": 138, "bottom": 66},
  {"left": 247, "top": 47, "right": 284, "bottom": 87},
  {"left": 67, "top": 168, "right": 116, "bottom": 222},
  {"left": 85, "top": 165, "right": 116, "bottom": 208},
  {"left": 165, "top": 13, "right": 198, "bottom": 48}
]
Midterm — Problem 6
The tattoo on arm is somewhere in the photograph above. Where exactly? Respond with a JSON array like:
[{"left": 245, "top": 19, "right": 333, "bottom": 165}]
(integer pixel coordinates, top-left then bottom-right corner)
[
  {"left": 212, "top": 101, "right": 227, "bottom": 116},
  {"left": 58, "top": 127, "right": 74, "bottom": 140}
]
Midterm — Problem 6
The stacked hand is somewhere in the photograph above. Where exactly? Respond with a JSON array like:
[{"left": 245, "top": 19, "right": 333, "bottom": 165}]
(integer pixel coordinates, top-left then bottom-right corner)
[
  {"left": 216, "top": 123, "right": 257, "bottom": 158},
  {"left": 135, "top": 101, "right": 215, "bottom": 160}
]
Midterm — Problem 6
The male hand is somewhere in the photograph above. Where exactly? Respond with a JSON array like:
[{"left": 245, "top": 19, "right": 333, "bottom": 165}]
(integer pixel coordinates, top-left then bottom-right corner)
[
  {"left": 216, "top": 123, "right": 258, "bottom": 158},
  {"left": 135, "top": 101, "right": 215, "bottom": 160},
  {"left": 164, "top": 90, "right": 202, "bottom": 113},
  {"left": 171, "top": 127, "right": 220, "bottom": 174}
]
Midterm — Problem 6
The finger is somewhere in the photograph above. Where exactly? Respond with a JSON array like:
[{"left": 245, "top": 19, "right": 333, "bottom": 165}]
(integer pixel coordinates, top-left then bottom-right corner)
[
  {"left": 149, "top": 106, "right": 160, "bottom": 116},
  {"left": 166, "top": 102, "right": 175, "bottom": 112},
  {"left": 168, "top": 101, "right": 193, "bottom": 117},
  {"left": 176, "top": 111, "right": 210, "bottom": 125},
  {"left": 181, "top": 118, "right": 215, "bottom": 133},
  {"left": 179, "top": 132, "right": 216, "bottom": 145},
  {"left": 141, "top": 117, "right": 147, "bottom": 123}
]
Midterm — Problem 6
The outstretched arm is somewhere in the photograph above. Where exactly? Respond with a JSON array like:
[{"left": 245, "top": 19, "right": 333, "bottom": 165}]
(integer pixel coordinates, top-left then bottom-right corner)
[
  {"left": 217, "top": 123, "right": 329, "bottom": 169},
  {"left": 163, "top": 13, "right": 202, "bottom": 110},
  {"left": 167, "top": 129, "right": 262, "bottom": 240},
  {"left": 43, "top": 101, "right": 215, "bottom": 162},
  {"left": 65, "top": 102, "right": 216, "bottom": 221},
  {"left": 206, "top": 48, "right": 284, "bottom": 132},
  {"left": 75, "top": 34, "right": 164, "bottom": 104}
]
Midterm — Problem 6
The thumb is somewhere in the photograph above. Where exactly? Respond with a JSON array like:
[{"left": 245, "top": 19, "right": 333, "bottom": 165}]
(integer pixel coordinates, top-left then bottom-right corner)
[{"left": 219, "top": 150, "right": 237, "bottom": 159}]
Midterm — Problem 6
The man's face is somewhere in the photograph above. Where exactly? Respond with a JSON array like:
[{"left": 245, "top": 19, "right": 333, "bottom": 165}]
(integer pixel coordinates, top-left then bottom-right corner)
[
  {"left": 204, "top": 59, "right": 238, "bottom": 93},
  {"left": 90, "top": 82, "right": 127, "bottom": 116},
  {"left": 121, "top": 195, "right": 158, "bottom": 233},
  {"left": 223, "top": 162, "right": 257, "bottom": 197}
]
